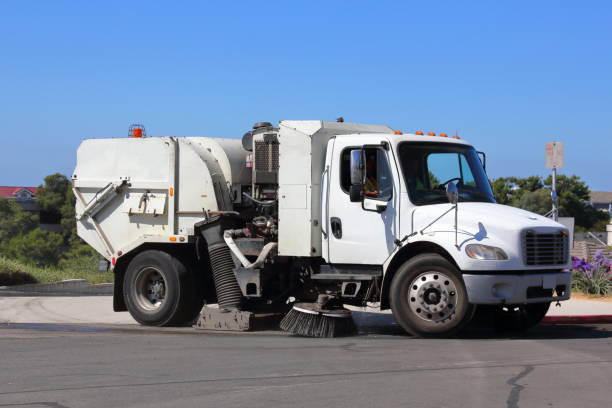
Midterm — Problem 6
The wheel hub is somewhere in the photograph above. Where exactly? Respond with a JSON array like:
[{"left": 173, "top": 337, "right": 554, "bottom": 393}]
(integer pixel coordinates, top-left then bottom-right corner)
[
  {"left": 408, "top": 272, "right": 459, "bottom": 322},
  {"left": 134, "top": 267, "right": 166, "bottom": 311},
  {"left": 148, "top": 280, "right": 165, "bottom": 303}
]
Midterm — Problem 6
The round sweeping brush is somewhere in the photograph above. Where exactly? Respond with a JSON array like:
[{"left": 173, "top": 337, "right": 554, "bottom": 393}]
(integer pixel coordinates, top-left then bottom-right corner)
[{"left": 279, "top": 297, "right": 357, "bottom": 338}]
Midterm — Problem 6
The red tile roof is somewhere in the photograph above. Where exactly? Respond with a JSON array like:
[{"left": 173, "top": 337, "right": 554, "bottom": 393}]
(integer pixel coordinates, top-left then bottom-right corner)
[{"left": 0, "top": 186, "right": 38, "bottom": 199}]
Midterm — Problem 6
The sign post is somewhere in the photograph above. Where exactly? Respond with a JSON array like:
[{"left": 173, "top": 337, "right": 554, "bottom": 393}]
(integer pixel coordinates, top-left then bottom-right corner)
[{"left": 545, "top": 142, "right": 564, "bottom": 221}]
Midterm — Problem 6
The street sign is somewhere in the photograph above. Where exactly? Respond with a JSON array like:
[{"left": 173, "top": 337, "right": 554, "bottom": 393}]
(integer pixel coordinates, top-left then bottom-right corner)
[{"left": 545, "top": 142, "right": 564, "bottom": 169}]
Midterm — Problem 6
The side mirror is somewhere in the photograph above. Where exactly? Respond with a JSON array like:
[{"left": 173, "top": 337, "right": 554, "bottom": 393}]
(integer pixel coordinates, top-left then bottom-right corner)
[
  {"left": 349, "top": 184, "right": 362, "bottom": 202},
  {"left": 349, "top": 149, "right": 364, "bottom": 203},
  {"left": 350, "top": 149, "right": 363, "bottom": 185},
  {"left": 446, "top": 182, "right": 458, "bottom": 205}
]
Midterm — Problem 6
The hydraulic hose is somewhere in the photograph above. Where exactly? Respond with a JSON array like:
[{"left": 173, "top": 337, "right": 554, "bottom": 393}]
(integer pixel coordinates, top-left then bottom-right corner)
[
  {"left": 223, "top": 229, "right": 278, "bottom": 269},
  {"left": 207, "top": 243, "right": 243, "bottom": 310},
  {"left": 196, "top": 216, "right": 243, "bottom": 310}
]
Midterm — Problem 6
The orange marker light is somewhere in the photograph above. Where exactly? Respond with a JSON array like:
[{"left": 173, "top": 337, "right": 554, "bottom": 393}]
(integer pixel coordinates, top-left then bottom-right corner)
[
  {"left": 427, "top": 132, "right": 436, "bottom": 136},
  {"left": 169, "top": 187, "right": 174, "bottom": 197},
  {"left": 179, "top": 236, "right": 186, "bottom": 242},
  {"left": 169, "top": 236, "right": 177, "bottom": 242},
  {"left": 394, "top": 130, "right": 403, "bottom": 135},
  {"left": 452, "top": 135, "right": 461, "bottom": 139},
  {"left": 415, "top": 131, "right": 424, "bottom": 135},
  {"left": 129, "top": 124, "right": 146, "bottom": 138},
  {"left": 440, "top": 133, "right": 448, "bottom": 137}
]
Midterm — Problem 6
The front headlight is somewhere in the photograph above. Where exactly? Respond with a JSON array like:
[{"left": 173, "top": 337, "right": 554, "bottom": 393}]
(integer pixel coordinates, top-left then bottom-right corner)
[{"left": 465, "top": 244, "right": 508, "bottom": 260}]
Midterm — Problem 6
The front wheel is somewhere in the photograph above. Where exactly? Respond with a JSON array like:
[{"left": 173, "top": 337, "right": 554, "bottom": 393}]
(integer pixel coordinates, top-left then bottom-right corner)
[{"left": 390, "top": 254, "right": 475, "bottom": 337}]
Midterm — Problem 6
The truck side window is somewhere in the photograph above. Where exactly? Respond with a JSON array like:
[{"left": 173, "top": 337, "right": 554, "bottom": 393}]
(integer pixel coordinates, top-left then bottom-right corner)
[
  {"left": 363, "top": 148, "right": 393, "bottom": 201},
  {"left": 340, "top": 147, "right": 393, "bottom": 201},
  {"left": 340, "top": 149, "right": 352, "bottom": 192}
]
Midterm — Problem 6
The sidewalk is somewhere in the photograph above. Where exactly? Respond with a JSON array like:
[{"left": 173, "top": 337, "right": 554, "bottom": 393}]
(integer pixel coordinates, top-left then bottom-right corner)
[{"left": 546, "top": 296, "right": 612, "bottom": 316}]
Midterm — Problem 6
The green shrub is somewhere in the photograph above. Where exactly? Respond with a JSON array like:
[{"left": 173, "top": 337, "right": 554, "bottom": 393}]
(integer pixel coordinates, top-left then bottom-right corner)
[
  {"left": 59, "top": 244, "right": 101, "bottom": 274},
  {"left": 572, "top": 269, "right": 612, "bottom": 296},
  {"left": 0, "top": 256, "right": 113, "bottom": 286},
  {"left": 3, "top": 229, "right": 64, "bottom": 267},
  {"left": 571, "top": 251, "right": 612, "bottom": 296},
  {"left": 0, "top": 257, "right": 38, "bottom": 285}
]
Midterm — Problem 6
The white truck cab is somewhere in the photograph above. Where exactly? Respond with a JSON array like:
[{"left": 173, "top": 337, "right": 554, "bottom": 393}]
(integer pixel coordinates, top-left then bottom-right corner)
[{"left": 74, "top": 120, "right": 571, "bottom": 337}]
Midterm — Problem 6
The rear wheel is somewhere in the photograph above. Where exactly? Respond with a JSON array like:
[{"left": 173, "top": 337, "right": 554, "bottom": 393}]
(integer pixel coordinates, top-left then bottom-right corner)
[
  {"left": 390, "top": 254, "right": 475, "bottom": 337},
  {"left": 124, "top": 249, "right": 202, "bottom": 326}
]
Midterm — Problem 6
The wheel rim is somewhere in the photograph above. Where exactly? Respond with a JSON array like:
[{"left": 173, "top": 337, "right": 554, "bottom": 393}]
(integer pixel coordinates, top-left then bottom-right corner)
[
  {"left": 408, "top": 271, "right": 459, "bottom": 323},
  {"left": 133, "top": 267, "right": 166, "bottom": 311}
]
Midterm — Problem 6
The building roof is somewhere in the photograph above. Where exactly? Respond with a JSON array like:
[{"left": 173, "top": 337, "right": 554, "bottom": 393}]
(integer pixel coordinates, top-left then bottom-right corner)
[
  {"left": 590, "top": 191, "right": 612, "bottom": 204},
  {"left": 0, "top": 186, "right": 38, "bottom": 199}
]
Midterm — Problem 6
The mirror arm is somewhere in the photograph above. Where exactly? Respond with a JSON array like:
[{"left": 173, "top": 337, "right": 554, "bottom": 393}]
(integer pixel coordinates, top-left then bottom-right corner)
[
  {"left": 419, "top": 205, "right": 456, "bottom": 235},
  {"left": 454, "top": 202, "right": 459, "bottom": 249}
]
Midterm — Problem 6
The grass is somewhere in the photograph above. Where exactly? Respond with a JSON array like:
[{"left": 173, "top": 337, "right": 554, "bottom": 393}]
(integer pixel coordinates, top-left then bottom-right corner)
[{"left": 0, "top": 256, "right": 113, "bottom": 286}]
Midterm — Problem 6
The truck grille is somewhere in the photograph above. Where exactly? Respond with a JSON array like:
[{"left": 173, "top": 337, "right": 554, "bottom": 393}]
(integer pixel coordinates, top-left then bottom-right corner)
[{"left": 523, "top": 231, "right": 568, "bottom": 266}]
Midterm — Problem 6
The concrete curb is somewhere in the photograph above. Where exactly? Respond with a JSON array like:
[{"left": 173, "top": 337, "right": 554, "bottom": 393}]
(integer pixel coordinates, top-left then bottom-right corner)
[
  {"left": 0, "top": 279, "right": 113, "bottom": 296},
  {"left": 542, "top": 315, "right": 612, "bottom": 324}
]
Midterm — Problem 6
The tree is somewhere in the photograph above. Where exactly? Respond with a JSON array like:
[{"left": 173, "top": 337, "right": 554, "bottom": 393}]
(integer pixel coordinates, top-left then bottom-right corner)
[
  {"left": 36, "top": 173, "right": 81, "bottom": 243},
  {"left": 0, "top": 198, "right": 38, "bottom": 250},
  {"left": 491, "top": 174, "right": 609, "bottom": 231},
  {"left": 36, "top": 173, "right": 71, "bottom": 214},
  {"left": 514, "top": 176, "right": 543, "bottom": 192},
  {"left": 514, "top": 189, "right": 551, "bottom": 215},
  {"left": 3, "top": 229, "right": 64, "bottom": 267},
  {"left": 491, "top": 177, "right": 516, "bottom": 205},
  {"left": 543, "top": 174, "right": 608, "bottom": 231}
]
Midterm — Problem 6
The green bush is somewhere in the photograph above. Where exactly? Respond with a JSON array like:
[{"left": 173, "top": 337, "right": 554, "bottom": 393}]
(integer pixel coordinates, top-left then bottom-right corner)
[
  {"left": 0, "top": 198, "right": 38, "bottom": 247},
  {"left": 572, "top": 269, "right": 612, "bottom": 296},
  {"left": 0, "top": 257, "right": 38, "bottom": 285},
  {"left": 0, "top": 256, "right": 113, "bottom": 286},
  {"left": 571, "top": 251, "right": 612, "bottom": 296},
  {"left": 3, "top": 229, "right": 64, "bottom": 267},
  {"left": 58, "top": 244, "right": 101, "bottom": 274}
]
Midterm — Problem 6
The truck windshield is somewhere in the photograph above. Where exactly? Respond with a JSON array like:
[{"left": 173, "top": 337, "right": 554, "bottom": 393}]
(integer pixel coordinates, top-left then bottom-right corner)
[{"left": 398, "top": 142, "right": 495, "bottom": 205}]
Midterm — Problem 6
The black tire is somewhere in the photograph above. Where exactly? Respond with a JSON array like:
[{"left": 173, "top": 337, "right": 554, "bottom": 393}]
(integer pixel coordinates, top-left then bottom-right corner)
[
  {"left": 472, "top": 302, "right": 550, "bottom": 332},
  {"left": 123, "top": 249, "right": 202, "bottom": 326},
  {"left": 390, "top": 253, "right": 475, "bottom": 337}
]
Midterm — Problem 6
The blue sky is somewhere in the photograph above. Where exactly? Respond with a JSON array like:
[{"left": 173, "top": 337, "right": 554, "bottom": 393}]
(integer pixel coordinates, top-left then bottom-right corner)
[{"left": 1, "top": 1, "right": 610, "bottom": 190}]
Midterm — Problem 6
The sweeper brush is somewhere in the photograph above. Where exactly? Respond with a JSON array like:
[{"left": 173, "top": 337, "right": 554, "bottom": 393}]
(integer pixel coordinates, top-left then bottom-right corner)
[{"left": 279, "top": 296, "right": 357, "bottom": 338}]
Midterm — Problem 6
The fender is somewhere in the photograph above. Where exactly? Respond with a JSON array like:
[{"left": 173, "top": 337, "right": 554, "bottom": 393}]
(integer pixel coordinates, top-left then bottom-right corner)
[{"left": 380, "top": 241, "right": 459, "bottom": 310}]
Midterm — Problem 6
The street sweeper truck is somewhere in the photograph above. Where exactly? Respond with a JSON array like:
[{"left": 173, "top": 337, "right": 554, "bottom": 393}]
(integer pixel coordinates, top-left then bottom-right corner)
[{"left": 73, "top": 120, "right": 572, "bottom": 337}]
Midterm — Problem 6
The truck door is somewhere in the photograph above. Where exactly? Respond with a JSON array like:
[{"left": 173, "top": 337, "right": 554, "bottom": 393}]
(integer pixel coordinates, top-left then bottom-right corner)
[{"left": 324, "top": 137, "right": 399, "bottom": 265}]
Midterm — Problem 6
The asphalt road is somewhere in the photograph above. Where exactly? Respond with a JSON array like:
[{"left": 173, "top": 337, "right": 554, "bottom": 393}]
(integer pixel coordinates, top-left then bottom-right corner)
[{"left": 0, "top": 319, "right": 611, "bottom": 408}]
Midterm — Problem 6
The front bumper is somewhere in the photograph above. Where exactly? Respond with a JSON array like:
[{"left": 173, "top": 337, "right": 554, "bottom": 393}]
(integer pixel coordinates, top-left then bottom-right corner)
[{"left": 463, "top": 271, "right": 571, "bottom": 304}]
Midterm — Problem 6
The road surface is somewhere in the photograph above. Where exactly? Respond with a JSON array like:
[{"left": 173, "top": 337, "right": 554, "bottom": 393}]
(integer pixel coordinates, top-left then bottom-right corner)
[{"left": 0, "top": 296, "right": 611, "bottom": 407}]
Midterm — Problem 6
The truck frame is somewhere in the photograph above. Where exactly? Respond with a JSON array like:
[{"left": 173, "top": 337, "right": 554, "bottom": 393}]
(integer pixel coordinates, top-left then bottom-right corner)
[{"left": 73, "top": 120, "right": 572, "bottom": 336}]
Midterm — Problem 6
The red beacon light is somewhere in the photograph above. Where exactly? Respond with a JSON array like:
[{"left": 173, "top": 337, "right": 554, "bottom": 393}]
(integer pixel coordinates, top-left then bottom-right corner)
[{"left": 129, "top": 124, "right": 146, "bottom": 138}]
